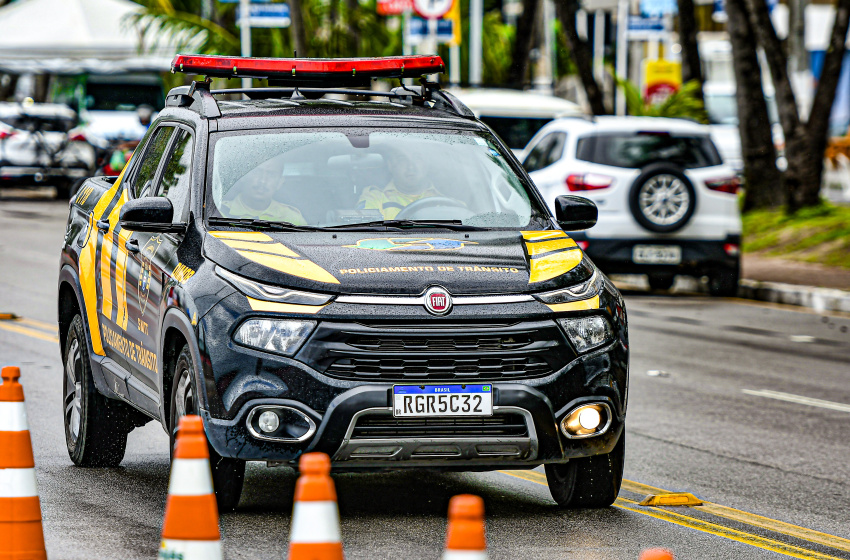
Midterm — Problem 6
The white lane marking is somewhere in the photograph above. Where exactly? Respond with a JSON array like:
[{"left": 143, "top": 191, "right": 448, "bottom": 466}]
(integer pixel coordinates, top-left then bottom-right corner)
[
  {"left": 742, "top": 389, "right": 850, "bottom": 413},
  {"left": 0, "top": 468, "right": 38, "bottom": 497},
  {"left": 167, "top": 458, "right": 214, "bottom": 496},
  {"left": 290, "top": 501, "right": 342, "bottom": 543},
  {"left": 789, "top": 335, "right": 816, "bottom": 343},
  {"left": 0, "top": 402, "right": 29, "bottom": 431}
]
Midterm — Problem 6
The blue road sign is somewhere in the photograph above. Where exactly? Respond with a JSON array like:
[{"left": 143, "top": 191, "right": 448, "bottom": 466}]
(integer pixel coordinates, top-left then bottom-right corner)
[{"left": 236, "top": 3, "right": 291, "bottom": 27}]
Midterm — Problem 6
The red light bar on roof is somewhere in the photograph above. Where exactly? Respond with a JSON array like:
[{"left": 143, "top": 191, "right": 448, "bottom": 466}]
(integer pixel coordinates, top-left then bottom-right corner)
[{"left": 171, "top": 54, "right": 444, "bottom": 85}]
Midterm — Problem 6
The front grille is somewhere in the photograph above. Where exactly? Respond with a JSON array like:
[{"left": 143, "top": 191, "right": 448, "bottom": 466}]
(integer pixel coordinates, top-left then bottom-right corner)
[
  {"left": 347, "top": 335, "right": 532, "bottom": 352},
  {"left": 351, "top": 413, "right": 528, "bottom": 439},
  {"left": 299, "top": 320, "right": 575, "bottom": 382},
  {"left": 326, "top": 355, "right": 552, "bottom": 380}
]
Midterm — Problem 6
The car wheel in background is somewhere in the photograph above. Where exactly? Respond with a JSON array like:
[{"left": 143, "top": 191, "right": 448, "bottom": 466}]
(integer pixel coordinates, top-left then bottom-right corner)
[
  {"left": 169, "top": 344, "right": 246, "bottom": 512},
  {"left": 544, "top": 431, "right": 625, "bottom": 508},
  {"left": 63, "top": 315, "right": 130, "bottom": 467},
  {"left": 648, "top": 273, "right": 676, "bottom": 291},
  {"left": 629, "top": 164, "right": 697, "bottom": 233},
  {"left": 708, "top": 264, "right": 740, "bottom": 297},
  {"left": 55, "top": 180, "right": 73, "bottom": 200}
]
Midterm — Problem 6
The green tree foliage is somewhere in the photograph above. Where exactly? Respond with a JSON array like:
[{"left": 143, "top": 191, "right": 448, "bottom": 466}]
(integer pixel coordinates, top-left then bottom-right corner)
[{"left": 616, "top": 77, "right": 708, "bottom": 123}]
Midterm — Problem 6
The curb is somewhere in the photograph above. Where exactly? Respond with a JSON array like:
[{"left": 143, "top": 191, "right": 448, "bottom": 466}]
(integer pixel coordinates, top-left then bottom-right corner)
[{"left": 738, "top": 279, "right": 850, "bottom": 314}]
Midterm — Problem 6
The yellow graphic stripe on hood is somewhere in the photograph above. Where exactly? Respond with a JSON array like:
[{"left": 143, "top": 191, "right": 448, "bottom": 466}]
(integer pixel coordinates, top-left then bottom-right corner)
[
  {"left": 221, "top": 239, "right": 299, "bottom": 257},
  {"left": 545, "top": 295, "right": 600, "bottom": 313},
  {"left": 528, "top": 249, "right": 584, "bottom": 284},
  {"left": 210, "top": 231, "right": 274, "bottom": 242},
  {"left": 526, "top": 237, "right": 577, "bottom": 256},
  {"left": 247, "top": 298, "right": 326, "bottom": 314},
  {"left": 238, "top": 250, "right": 340, "bottom": 284},
  {"left": 521, "top": 231, "right": 569, "bottom": 242}
]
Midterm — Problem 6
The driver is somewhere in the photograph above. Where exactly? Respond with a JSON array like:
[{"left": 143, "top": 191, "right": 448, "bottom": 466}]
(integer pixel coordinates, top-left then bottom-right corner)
[
  {"left": 357, "top": 148, "right": 444, "bottom": 219},
  {"left": 221, "top": 163, "right": 306, "bottom": 224}
]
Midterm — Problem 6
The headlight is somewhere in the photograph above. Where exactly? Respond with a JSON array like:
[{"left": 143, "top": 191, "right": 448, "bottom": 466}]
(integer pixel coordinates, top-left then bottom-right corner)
[
  {"left": 234, "top": 319, "right": 316, "bottom": 355},
  {"left": 557, "top": 316, "right": 613, "bottom": 353},
  {"left": 535, "top": 269, "right": 603, "bottom": 304},
  {"left": 216, "top": 266, "right": 332, "bottom": 305}
]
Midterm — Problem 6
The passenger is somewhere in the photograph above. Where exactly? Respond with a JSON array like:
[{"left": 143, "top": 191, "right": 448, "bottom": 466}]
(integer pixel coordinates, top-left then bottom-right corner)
[
  {"left": 222, "top": 164, "right": 306, "bottom": 224},
  {"left": 357, "top": 148, "right": 445, "bottom": 219}
]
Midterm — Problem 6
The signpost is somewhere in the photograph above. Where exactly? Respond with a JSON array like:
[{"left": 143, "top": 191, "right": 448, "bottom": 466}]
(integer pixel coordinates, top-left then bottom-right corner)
[{"left": 236, "top": 3, "right": 291, "bottom": 27}]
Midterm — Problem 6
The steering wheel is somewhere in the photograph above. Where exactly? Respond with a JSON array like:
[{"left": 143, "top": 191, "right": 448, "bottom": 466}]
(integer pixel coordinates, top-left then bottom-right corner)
[{"left": 394, "top": 196, "right": 470, "bottom": 220}]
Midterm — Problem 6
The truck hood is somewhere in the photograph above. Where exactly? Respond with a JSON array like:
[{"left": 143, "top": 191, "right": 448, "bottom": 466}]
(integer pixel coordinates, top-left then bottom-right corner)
[{"left": 203, "top": 229, "right": 593, "bottom": 295}]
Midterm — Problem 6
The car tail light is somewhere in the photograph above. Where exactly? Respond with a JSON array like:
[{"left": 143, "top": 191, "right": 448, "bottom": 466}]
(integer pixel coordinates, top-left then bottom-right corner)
[
  {"left": 705, "top": 176, "right": 741, "bottom": 194},
  {"left": 724, "top": 243, "right": 740, "bottom": 256},
  {"left": 576, "top": 240, "right": 589, "bottom": 250},
  {"left": 68, "top": 132, "right": 87, "bottom": 142},
  {"left": 0, "top": 130, "right": 16, "bottom": 140},
  {"left": 566, "top": 173, "right": 614, "bottom": 192}
]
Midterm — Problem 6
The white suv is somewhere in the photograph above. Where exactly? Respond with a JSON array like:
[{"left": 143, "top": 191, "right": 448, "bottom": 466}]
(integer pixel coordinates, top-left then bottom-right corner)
[{"left": 522, "top": 116, "right": 742, "bottom": 296}]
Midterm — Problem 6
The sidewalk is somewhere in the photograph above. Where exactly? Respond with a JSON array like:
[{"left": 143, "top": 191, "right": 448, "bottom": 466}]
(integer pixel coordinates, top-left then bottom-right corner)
[{"left": 740, "top": 255, "right": 850, "bottom": 314}]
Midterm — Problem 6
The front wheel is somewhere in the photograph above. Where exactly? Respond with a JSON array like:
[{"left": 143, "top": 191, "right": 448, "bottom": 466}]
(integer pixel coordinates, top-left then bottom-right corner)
[
  {"left": 63, "top": 315, "right": 130, "bottom": 467},
  {"left": 544, "top": 431, "right": 625, "bottom": 508},
  {"left": 169, "top": 344, "right": 245, "bottom": 512}
]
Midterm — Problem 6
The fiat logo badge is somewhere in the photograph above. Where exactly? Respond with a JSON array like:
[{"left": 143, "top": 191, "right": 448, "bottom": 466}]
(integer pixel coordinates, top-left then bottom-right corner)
[{"left": 424, "top": 286, "right": 452, "bottom": 316}]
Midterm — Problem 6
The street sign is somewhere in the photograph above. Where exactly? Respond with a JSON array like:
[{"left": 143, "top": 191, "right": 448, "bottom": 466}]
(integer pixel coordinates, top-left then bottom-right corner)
[
  {"left": 639, "top": 0, "right": 677, "bottom": 16},
  {"left": 626, "top": 15, "right": 665, "bottom": 39},
  {"left": 413, "top": 0, "right": 452, "bottom": 19},
  {"left": 236, "top": 3, "right": 291, "bottom": 27},
  {"left": 406, "top": 16, "right": 453, "bottom": 43},
  {"left": 377, "top": 0, "right": 412, "bottom": 15},
  {"left": 643, "top": 58, "right": 681, "bottom": 104}
]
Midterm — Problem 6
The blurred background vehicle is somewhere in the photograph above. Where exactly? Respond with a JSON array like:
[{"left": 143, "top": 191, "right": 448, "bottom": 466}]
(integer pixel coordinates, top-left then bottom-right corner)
[
  {"left": 450, "top": 88, "right": 584, "bottom": 156},
  {"left": 0, "top": 100, "right": 95, "bottom": 199},
  {"left": 523, "top": 116, "right": 742, "bottom": 296}
]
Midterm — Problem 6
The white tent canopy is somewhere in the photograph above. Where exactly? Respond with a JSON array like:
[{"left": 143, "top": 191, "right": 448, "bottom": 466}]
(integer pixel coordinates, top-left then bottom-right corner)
[{"left": 0, "top": 0, "right": 192, "bottom": 73}]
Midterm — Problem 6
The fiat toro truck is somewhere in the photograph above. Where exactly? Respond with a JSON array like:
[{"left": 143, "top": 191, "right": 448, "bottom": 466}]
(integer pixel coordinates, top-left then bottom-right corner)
[{"left": 58, "top": 55, "right": 629, "bottom": 511}]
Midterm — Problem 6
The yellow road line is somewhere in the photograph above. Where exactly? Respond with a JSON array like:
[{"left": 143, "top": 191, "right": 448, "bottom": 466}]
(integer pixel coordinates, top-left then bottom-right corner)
[
  {"left": 500, "top": 470, "right": 846, "bottom": 559},
  {"left": 17, "top": 317, "right": 59, "bottom": 335},
  {"left": 0, "top": 321, "right": 59, "bottom": 344}
]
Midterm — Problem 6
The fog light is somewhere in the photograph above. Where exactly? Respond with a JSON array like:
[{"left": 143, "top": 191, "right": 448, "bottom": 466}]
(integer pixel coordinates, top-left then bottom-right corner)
[
  {"left": 258, "top": 411, "right": 280, "bottom": 433},
  {"left": 561, "top": 403, "right": 610, "bottom": 439}
]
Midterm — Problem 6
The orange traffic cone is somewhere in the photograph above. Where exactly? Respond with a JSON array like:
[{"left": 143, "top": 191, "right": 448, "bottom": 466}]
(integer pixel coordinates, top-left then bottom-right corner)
[
  {"left": 159, "top": 415, "right": 222, "bottom": 560},
  {"left": 0, "top": 365, "right": 47, "bottom": 560},
  {"left": 640, "top": 548, "right": 674, "bottom": 559},
  {"left": 287, "top": 452, "right": 343, "bottom": 560},
  {"left": 442, "top": 494, "right": 487, "bottom": 560}
]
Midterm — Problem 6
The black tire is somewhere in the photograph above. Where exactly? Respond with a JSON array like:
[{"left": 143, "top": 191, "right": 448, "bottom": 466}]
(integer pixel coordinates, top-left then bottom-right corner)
[
  {"left": 63, "top": 315, "right": 130, "bottom": 467},
  {"left": 647, "top": 273, "right": 676, "bottom": 291},
  {"left": 55, "top": 180, "right": 72, "bottom": 200},
  {"left": 629, "top": 164, "right": 697, "bottom": 233},
  {"left": 708, "top": 264, "right": 740, "bottom": 297},
  {"left": 169, "top": 344, "right": 245, "bottom": 512},
  {"left": 544, "top": 431, "right": 625, "bottom": 508}
]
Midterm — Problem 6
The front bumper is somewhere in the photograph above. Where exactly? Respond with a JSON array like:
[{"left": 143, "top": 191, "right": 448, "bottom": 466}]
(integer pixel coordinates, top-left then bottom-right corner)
[
  {"left": 201, "top": 378, "right": 625, "bottom": 470},
  {"left": 571, "top": 234, "right": 741, "bottom": 275}
]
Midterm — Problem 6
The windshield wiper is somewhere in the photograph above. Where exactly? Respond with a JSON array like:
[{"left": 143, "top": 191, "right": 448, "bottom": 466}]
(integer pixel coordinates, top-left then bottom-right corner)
[
  {"left": 207, "top": 217, "right": 318, "bottom": 232},
  {"left": 324, "top": 219, "right": 480, "bottom": 231}
]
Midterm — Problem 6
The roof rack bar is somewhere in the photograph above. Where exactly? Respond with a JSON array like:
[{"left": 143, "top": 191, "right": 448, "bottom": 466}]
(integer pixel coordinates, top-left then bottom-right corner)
[{"left": 210, "top": 88, "right": 405, "bottom": 99}]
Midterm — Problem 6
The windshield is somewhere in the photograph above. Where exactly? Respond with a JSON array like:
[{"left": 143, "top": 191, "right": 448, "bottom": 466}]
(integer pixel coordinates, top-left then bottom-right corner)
[
  {"left": 207, "top": 129, "right": 550, "bottom": 229},
  {"left": 479, "top": 116, "right": 553, "bottom": 150}
]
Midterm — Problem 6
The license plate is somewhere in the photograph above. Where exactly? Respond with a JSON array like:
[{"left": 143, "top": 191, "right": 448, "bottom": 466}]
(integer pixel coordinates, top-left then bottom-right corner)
[
  {"left": 633, "top": 245, "right": 682, "bottom": 265},
  {"left": 393, "top": 384, "right": 493, "bottom": 417}
]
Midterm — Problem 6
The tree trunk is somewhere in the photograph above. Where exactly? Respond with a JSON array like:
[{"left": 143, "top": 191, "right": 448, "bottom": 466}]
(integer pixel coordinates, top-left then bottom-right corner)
[
  {"left": 726, "top": 0, "right": 782, "bottom": 210},
  {"left": 346, "top": 0, "right": 360, "bottom": 56},
  {"left": 508, "top": 0, "right": 541, "bottom": 86},
  {"left": 556, "top": 0, "right": 608, "bottom": 115},
  {"left": 289, "top": 0, "right": 308, "bottom": 57},
  {"left": 797, "top": 0, "right": 850, "bottom": 208},
  {"left": 677, "top": 0, "right": 704, "bottom": 104}
]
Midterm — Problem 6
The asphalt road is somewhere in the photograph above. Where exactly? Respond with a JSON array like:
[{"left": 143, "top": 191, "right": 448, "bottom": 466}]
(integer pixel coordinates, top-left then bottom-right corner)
[{"left": 1, "top": 194, "right": 849, "bottom": 560}]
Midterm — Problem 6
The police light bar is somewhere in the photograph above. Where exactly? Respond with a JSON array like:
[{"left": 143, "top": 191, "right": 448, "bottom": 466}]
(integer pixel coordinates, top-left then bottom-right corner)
[{"left": 171, "top": 54, "right": 444, "bottom": 86}]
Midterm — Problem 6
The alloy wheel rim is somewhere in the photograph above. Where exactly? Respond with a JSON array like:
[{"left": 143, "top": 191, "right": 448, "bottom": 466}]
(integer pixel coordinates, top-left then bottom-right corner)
[
  {"left": 174, "top": 368, "right": 195, "bottom": 419},
  {"left": 638, "top": 174, "right": 690, "bottom": 226},
  {"left": 64, "top": 338, "right": 82, "bottom": 446}
]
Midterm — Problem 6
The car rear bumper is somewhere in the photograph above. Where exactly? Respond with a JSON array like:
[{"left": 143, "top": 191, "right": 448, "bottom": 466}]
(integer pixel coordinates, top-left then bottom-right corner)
[
  {"left": 571, "top": 234, "right": 741, "bottom": 275},
  {"left": 0, "top": 165, "right": 89, "bottom": 183}
]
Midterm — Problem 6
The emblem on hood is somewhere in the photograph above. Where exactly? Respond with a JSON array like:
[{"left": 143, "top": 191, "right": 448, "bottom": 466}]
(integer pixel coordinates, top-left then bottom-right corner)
[
  {"left": 424, "top": 286, "right": 452, "bottom": 315},
  {"left": 344, "top": 238, "right": 477, "bottom": 251}
]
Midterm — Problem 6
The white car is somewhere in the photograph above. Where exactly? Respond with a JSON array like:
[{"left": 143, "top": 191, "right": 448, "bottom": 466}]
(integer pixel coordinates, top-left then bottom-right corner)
[
  {"left": 523, "top": 116, "right": 742, "bottom": 296},
  {"left": 0, "top": 102, "right": 95, "bottom": 198},
  {"left": 449, "top": 88, "right": 584, "bottom": 155}
]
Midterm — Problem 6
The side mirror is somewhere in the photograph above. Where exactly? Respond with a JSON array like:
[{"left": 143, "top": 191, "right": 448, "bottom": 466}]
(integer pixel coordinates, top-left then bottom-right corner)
[
  {"left": 119, "top": 197, "right": 186, "bottom": 233},
  {"left": 554, "top": 195, "right": 598, "bottom": 231}
]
